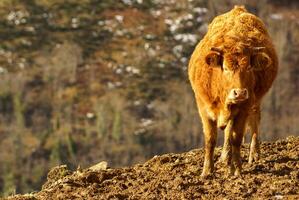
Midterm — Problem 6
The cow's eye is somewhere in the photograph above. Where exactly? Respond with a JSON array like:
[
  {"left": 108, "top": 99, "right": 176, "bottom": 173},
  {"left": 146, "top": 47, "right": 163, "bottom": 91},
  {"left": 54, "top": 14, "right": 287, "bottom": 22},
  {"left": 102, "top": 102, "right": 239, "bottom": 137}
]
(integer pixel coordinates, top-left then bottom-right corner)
[
  {"left": 218, "top": 56, "right": 224, "bottom": 67},
  {"left": 205, "top": 53, "right": 223, "bottom": 68},
  {"left": 251, "top": 52, "right": 271, "bottom": 71},
  {"left": 239, "top": 57, "right": 248, "bottom": 67}
]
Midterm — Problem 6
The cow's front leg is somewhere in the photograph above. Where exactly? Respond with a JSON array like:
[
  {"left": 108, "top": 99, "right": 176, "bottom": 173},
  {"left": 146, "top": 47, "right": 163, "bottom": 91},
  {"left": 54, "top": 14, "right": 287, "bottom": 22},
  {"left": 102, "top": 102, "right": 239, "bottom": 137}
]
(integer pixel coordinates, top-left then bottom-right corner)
[
  {"left": 247, "top": 110, "right": 261, "bottom": 164},
  {"left": 219, "top": 103, "right": 236, "bottom": 164},
  {"left": 221, "top": 120, "right": 233, "bottom": 170},
  {"left": 249, "top": 132, "right": 260, "bottom": 163},
  {"left": 201, "top": 114, "right": 217, "bottom": 178},
  {"left": 231, "top": 113, "right": 247, "bottom": 176}
]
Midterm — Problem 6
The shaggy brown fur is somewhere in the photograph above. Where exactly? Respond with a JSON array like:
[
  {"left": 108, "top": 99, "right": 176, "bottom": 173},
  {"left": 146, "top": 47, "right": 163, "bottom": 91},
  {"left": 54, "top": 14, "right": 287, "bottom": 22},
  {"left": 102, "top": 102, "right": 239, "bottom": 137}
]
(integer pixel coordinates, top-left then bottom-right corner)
[{"left": 188, "top": 6, "right": 278, "bottom": 177}]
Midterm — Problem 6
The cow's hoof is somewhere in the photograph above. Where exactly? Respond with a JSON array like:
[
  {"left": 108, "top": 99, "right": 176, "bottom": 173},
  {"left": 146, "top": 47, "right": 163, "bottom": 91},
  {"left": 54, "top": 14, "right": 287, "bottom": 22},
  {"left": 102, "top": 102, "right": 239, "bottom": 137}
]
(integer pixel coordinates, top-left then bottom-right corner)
[
  {"left": 233, "top": 174, "right": 244, "bottom": 179},
  {"left": 220, "top": 151, "right": 231, "bottom": 165},
  {"left": 225, "top": 171, "right": 234, "bottom": 178},
  {"left": 248, "top": 156, "right": 253, "bottom": 164},
  {"left": 226, "top": 168, "right": 243, "bottom": 179},
  {"left": 249, "top": 152, "right": 260, "bottom": 164},
  {"left": 234, "top": 168, "right": 242, "bottom": 177},
  {"left": 220, "top": 153, "right": 228, "bottom": 163},
  {"left": 200, "top": 171, "right": 213, "bottom": 179}
]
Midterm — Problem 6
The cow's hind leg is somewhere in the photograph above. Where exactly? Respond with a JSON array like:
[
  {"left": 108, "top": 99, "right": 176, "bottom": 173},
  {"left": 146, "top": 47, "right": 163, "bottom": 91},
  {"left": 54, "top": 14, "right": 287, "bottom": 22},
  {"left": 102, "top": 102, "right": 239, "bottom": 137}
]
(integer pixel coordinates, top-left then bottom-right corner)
[
  {"left": 248, "top": 108, "right": 261, "bottom": 164},
  {"left": 201, "top": 114, "right": 217, "bottom": 178}
]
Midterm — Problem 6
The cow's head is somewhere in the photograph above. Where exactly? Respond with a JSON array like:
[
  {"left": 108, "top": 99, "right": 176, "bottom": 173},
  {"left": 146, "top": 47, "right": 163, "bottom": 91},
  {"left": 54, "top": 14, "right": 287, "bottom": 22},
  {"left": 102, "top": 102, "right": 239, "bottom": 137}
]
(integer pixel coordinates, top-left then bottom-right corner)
[{"left": 205, "top": 45, "right": 271, "bottom": 104}]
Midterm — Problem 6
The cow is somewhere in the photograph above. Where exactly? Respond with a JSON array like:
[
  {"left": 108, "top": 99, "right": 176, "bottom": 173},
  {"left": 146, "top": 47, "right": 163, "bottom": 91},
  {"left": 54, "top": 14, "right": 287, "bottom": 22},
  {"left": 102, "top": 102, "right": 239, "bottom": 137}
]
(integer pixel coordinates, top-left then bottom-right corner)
[{"left": 188, "top": 6, "right": 278, "bottom": 177}]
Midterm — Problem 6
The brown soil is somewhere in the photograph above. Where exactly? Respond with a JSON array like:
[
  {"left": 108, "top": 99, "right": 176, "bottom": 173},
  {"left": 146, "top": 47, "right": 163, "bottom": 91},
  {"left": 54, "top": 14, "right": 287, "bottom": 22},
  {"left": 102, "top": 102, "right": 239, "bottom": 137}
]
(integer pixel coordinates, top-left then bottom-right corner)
[{"left": 6, "top": 136, "right": 299, "bottom": 200}]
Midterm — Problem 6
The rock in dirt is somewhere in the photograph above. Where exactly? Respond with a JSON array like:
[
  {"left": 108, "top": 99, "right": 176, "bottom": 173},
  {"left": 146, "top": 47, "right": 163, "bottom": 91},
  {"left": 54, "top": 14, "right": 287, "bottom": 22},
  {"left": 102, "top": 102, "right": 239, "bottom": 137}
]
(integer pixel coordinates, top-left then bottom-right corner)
[{"left": 89, "top": 161, "right": 108, "bottom": 171}]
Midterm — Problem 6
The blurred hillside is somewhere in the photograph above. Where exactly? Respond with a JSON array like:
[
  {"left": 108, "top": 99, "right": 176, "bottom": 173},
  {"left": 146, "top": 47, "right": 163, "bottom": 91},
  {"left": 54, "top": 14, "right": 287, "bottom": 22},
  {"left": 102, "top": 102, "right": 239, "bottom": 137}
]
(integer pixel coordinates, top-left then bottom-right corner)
[{"left": 0, "top": 0, "right": 298, "bottom": 197}]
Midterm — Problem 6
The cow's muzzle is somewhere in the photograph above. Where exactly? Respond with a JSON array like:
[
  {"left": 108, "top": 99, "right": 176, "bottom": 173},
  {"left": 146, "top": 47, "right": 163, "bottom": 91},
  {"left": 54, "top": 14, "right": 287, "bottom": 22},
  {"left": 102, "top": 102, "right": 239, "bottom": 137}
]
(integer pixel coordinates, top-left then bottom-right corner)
[{"left": 227, "top": 88, "right": 248, "bottom": 104}]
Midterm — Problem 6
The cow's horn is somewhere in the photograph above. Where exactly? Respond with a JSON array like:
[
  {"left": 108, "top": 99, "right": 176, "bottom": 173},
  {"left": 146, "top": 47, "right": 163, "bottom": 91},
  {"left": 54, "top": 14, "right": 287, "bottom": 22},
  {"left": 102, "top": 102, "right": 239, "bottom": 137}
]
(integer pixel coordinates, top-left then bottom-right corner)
[
  {"left": 211, "top": 47, "right": 223, "bottom": 54},
  {"left": 253, "top": 47, "right": 266, "bottom": 51}
]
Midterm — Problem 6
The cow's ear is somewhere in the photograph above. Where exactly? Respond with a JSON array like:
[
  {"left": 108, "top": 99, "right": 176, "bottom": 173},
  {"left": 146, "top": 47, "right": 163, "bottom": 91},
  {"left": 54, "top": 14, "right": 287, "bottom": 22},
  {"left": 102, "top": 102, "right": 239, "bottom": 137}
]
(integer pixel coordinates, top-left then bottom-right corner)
[
  {"left": 251, "top": 52, "right": 271, "bottom": 71},
  {"left": 205, "top": 52, "right": 222, "bottom": 67}
]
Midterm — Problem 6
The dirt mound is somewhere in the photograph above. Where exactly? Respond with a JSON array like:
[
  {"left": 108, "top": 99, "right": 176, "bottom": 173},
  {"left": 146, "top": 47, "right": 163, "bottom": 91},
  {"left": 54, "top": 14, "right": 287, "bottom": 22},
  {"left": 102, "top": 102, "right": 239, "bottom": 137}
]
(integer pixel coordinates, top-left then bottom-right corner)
[{"left": 6, "top": 136, "right": 299, "bottom": 199}]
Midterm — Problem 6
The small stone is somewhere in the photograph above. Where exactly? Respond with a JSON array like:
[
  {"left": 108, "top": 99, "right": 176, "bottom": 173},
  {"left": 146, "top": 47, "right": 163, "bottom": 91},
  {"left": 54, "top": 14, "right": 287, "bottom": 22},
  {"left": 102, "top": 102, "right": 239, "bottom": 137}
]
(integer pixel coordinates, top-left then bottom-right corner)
[{"left": 89, "top": 161, "right": 108, "bottom": 171}]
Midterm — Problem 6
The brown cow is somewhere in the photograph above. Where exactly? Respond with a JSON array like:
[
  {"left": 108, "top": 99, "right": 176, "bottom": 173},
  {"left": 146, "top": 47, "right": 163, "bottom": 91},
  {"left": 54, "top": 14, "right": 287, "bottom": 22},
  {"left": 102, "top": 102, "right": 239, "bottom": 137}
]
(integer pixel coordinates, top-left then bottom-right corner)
[{"left": 188, "top": 6, "right": 278, "bottom": 177}]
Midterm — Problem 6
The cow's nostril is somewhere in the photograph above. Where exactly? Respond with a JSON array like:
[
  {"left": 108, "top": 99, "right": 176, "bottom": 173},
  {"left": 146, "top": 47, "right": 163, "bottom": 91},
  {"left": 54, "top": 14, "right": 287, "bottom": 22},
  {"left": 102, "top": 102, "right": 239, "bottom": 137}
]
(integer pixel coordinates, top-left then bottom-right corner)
[{"left": 233, "top": 90, "right": 238, "bottom": 96}]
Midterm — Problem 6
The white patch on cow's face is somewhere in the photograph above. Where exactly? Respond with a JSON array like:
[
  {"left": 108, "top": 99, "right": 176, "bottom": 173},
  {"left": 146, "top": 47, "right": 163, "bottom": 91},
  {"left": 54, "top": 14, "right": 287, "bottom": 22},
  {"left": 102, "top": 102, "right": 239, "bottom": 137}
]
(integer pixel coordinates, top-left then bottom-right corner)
[{"left": 222, "top": 60, "right": 233, "bottom": 76}]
